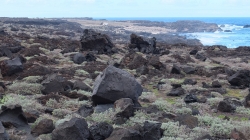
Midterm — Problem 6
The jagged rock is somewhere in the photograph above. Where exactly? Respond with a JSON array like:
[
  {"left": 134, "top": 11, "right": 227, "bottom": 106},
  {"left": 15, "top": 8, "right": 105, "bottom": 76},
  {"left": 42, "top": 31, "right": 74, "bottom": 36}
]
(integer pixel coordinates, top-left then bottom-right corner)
[
  {"left": 189, "top": 49, "right": 198, "bottom": 55},
  {"left": 182, "top": 66, "right": 196, "bottom": 74},
  {"left": 106, "top": 128, "right": 143, "bottom": 140},
  {"left": 92, "top": 65, "right": 143, "bottom": 104},
  {"left": 0, "top": 48, "right": 12, "bottom": 58},
  {"left": 77, "top": 105, "right": 94, "bottom": 117},
  {"left": 120, "top": 52, "right": 147, "bottom": 70},
  {"left": 80, "top": 29, "right": 114, "bottom": 54},
  {"left": 52, "top": 118, "right": 89, "bottom": 140},
  {"left": 148, "top": 56, "right": 164, "bottom": 70},
  {"left": 0, "top": 122, "right": 9, "bottom": 140},
  {"left": 171, "top": 83, "right": 182, "bottom": 89},
  {"left": 23, "top": 111, "right": 39, "bottom": 123},
  {"left": 89, "top": 122, "right": 113, "bottom": 140},
  {"left": 183, "top": 79, "right": 197, "bottom": 85},
  {"left": 73, "top": 53, "right": 86, "bottom": 64},
  {"left": 171, "top": 64, "right": 181, "bottom": 74},
  {"left": 73, "top": 80, "right": 92, "bottom": 91},
  {"left": 0, "top": 57, "right": 23, "bottom": 76},
  {"left": 167, "top": 87, "right": 185, "bottom": 96},
  {"left": 114, "top": 98, "right": 134, "bottom": 118},
  {"left": 195, "top": 53, "right": 206, "bottom": 61},
  {"left": 0, "top": 105, "right": 29, "bottom": 130},
  {"left": 217, "top": 98, "right": 240, "bottom": 113},
  {"left": 228, "top": 70, "right": 250, "bottom": 88},
  {"left": 31, "top": 119, "right": 55, "bottom": 136},
  {"left": 41, "top": 74, "right": 73, "bottom": 95},
  {"left": 129, "top": 33, "right": 156, "bottom": 54},
  {"left": 175, "top": 114, "right": 198, "bottom": 129},
  {"left": 212, "top": 80, "right": 222, "bottom": 88},
  {"left": 142, "top": 121, "right": 162, "bottom": 140},
  {"left": 184, "top": 94, "right": 198, "bottom": 103},
  {"left": 85, "top": 53, "right": 96, "bottom": 62}
]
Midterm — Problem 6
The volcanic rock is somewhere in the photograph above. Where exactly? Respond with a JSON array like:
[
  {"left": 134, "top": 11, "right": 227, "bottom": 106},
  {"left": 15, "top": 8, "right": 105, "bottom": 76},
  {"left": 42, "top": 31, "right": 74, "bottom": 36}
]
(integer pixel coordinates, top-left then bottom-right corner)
[
  {"left": 182, "top": 66, "right": 196, "bottom": 74},
  {"left": 183, "top": 79, "right": 197, "bottom": 85},
  {"left": 89, "top": 122, "right": 113, "bottom": 140},
  {"left": 120, "top": 52, "right": 148, "bottom": 70},
  {"left": 77, "top": 105, "right": 94, "bottom": 117},
  {"left": 73, "top": 53, "right": 86, "bottom": 64},
  {"left": 114, "top": 98, "right": 135, "bottom": 118},
  {"left": 92, "top": 65, "right": 143, "bottom": 104},
  {"left": 189, "top": 49, "right": 198, "bottom": 55},
  {"left": 0, "top": 57, "right": 23, "bottom": 76},
  {"left": 80, "top": 29, "right": 114, "bottom": 54},
  {"left": 212, "top": 80, "right": 222, "bottom": 88},
  {"left": 31, "top": 119, "right": 55, "bottom": 136},
  {"left": 0, "top": 105, "right": 29, "bottom": 130},
  {"left": 142, "top": 121, "right": 162, "bottom": 140},
  {"left": 184, "top": 94, "right": 198, "bottom": 103},
  {"left": 195, "top": 53, "right": 206, "bottom": 61},
  {"left": 129, "top": 33, "right": 156, "bottom": 54},
  {"left": 167, "top": 87, "right": 185, "bottom": 96},
  {"left": 171, "top": 64, "right": 181, "bottom": 74},
  {"left": 52, "top": 118, "right": 89, "bottom": 140},
  {"left": 73, "top": 80, "right": 92, "bottom": 91},
  {"left": 0, "top": 122, "right": 9, "bottom": 140},
  {"left": 228, "top": 70, "right": 250, "bottom": 88}
]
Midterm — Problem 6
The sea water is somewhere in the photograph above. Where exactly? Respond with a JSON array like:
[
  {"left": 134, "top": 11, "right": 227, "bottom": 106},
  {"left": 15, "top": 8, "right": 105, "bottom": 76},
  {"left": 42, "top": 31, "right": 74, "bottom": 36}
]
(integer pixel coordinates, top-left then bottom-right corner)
[{"left": 95, "top": 17, "right": 250, "bottom": 48}]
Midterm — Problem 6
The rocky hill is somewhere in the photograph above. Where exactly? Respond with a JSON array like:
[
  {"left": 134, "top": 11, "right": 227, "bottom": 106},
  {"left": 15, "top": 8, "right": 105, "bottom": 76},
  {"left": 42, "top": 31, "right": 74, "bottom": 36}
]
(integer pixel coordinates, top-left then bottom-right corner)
[{"left": 0, "top": 18, "right": 250, "bottom": 140}]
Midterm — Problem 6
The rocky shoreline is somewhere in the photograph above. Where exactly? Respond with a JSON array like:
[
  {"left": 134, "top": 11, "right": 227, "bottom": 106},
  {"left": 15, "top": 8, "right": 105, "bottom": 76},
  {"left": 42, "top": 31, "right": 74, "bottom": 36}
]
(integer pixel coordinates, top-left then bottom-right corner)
[{"left": 0, "top": 18, "right": 250, "bottom": 140}]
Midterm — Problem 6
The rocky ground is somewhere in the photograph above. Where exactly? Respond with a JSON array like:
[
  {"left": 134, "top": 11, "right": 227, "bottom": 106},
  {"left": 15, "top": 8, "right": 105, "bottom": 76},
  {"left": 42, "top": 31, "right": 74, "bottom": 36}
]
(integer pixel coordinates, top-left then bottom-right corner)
[{"left": 0, "top": 18, "right": 250, "bottom": 140}]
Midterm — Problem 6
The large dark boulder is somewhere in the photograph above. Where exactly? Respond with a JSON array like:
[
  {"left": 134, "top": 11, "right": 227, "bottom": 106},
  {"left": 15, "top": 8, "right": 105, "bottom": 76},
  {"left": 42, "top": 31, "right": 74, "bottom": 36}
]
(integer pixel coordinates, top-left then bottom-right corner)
[
  {"left": 148, "top": 56, "right": 164, "bottom": 70},
  {"left": 189, "top": 49, "right": 198, "bottom": 55},
  {"left": 171, "top": 64, "right": 181, "bottom": 74},
  {"left": 80, "top": 29, "right": 114, "bottom": 54},
  {"left": 184, "top": 94, "right": 198, "bottom": 103},
  {"left": 89, "top": 122, "right": 113, "bottom": 140},
  {"left": 142, "top": 121, "right": 162, "bottom": 140},
  {"left": 73, "top": 53, "right": 86, "bottom": 64},
  {"left": 228, "top": 70, "right": 250, "bottom": 88},
  {"left": 31, "top": 119, "right": 54, "bottom": 136},
  {"left": 129, "top": 33, "right": 157, "bottom": 54},
  {"left": 52, "top": 118, "right": 89, "bottom": 140},
  {"left": 0, "top": 57, "right": 23, "bottom": 76},
  {"left": 167, "top": 87, "right": 185, "bottom": 96},
  {"left": 195, "top": 53, "right": 206, "bottom": 61},
  {"left": 114, "top": 98, "right": 135, "bottom": 118},
  {"left": 92, "top": 65, "right": 143, "bottom": 104},
  {"left": 41, "top": 74, "right": 73, "bottom": 95},
  {"left": 217, "top": 98, "right": 242, "bottom": 113},
  {"left": 0, "top": 48, "right": 12, "bottom": 58},
  {"left": 0, "top": 121, "right": 9, "bottom": 140},
  {"left": 182, "top": 66, "right": 196, "bottom": 74},
  {"left": 0, "top": 105, "right": 29, "bottom": 131}
]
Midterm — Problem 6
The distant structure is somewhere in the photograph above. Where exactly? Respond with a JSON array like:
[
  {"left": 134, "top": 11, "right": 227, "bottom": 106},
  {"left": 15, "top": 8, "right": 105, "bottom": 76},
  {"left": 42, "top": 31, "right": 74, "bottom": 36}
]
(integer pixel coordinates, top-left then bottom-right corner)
[{"left": 101, "top": 22, "right": 108, "bottom": 26}]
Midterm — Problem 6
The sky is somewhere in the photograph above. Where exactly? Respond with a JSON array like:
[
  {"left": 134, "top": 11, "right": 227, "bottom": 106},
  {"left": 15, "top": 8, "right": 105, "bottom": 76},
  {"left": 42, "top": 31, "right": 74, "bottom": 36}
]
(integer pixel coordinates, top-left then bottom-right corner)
[{"left": 0, "top": 0, "right": 250, "bottom": 18}]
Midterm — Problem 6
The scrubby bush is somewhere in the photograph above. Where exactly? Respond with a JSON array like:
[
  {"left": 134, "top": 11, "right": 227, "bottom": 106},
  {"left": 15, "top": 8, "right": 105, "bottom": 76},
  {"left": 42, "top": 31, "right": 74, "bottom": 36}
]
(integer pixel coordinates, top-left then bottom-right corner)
[{"left": 7, "top": 81, "right": 44, "bottom": 95}]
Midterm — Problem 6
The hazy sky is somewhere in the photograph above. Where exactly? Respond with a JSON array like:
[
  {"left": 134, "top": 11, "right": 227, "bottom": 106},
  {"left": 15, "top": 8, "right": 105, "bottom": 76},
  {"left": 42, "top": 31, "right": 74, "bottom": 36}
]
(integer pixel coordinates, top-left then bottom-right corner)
[{"left": 0, "top": 0, "right": 250, "bottom": 17}]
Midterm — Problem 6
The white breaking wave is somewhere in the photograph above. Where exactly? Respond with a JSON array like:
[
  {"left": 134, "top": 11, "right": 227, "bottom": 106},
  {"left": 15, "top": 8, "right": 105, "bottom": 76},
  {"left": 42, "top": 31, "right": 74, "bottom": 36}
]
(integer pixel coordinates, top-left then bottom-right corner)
[{"left": 219, "top": 24, "right": 243, "bottom": 31}]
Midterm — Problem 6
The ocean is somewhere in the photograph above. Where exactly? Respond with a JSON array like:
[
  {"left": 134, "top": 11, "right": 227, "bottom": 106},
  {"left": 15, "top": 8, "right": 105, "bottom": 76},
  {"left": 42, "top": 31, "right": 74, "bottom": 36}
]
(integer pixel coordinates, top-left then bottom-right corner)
[{"left": 95, "top": 17, "right": 250, "bottom": 48}]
